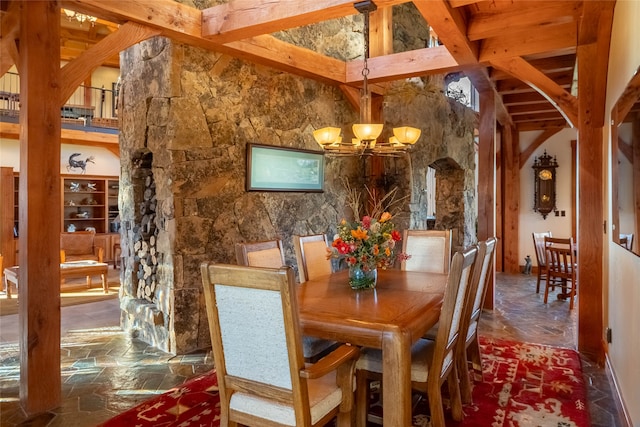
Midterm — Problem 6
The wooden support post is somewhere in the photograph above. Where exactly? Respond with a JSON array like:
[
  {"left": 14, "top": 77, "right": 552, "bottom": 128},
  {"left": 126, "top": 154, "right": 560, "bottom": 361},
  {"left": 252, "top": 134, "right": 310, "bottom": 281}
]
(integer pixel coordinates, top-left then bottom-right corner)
[
  {"left": 18, "top": 0, "right": 62, "bottom": 413},
  {"left": 502, "top": 124, "right": 520, "bottom": 273},
  {"left": 577, "top": 42, "right": 604, "bottom": 361},
  {"left": 478, "top": 92, "right": 496, "bottom": 309}
]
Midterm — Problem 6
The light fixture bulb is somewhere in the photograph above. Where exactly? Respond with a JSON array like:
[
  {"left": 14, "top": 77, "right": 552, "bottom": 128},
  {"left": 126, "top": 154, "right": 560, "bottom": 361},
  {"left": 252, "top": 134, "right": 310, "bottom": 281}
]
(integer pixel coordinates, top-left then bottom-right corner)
[
  {"left": 393, "top": 126, "right": 421, "bottom": 144},
  {"left": 352, "top": 123, "right": 383, "bottom": 142},
  {"left": 313, "top": 127, "right": 341, "bottom": 146}
]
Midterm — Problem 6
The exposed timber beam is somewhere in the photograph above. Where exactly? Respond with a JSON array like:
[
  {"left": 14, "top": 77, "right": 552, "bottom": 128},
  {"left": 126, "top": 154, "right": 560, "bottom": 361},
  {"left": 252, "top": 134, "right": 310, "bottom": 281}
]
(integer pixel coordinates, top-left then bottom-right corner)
[
  {"left": 60, "top": 22, "right": 161, "bottom": 104},
  {"left": 202, "top": 0, "right": 410, "bottom": 44},
  {"left": 467, "top": 1, "right": 581, "bottom": 41},
  {"left": 413, "top": 0, "right": 478, "bottom": 64},
  {"left": 480, "top": 22, "right": 577, "bottom": 63},
  {"left": 519, "top": 127, "right": 564, "bottom": 167},
  {"left": 0, "top": 1, "right": 20, "bottom": 75},
  {"left": 490, "top": 56, "right": 578, "bottom": 127},
  {"left": 0, "top": 122, "right": 119, "bottom": 150}
]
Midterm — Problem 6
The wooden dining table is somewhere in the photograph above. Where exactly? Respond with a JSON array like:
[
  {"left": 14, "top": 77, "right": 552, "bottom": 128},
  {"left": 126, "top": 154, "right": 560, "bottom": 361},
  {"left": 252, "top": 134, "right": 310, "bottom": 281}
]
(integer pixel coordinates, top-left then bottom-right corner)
[{"left": 297, "top": 268, "right": 448, "bottom": 427}]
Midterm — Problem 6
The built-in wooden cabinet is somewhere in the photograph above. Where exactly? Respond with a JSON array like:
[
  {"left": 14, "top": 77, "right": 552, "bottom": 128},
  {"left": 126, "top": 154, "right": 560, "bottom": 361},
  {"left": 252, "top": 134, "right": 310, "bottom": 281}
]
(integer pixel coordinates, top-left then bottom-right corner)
[
  {"left": 62, "top": 175, "right": 118, "bottom": 234},
  {"left": 0, "top": 171, "right": 121, "bottom": 267}
]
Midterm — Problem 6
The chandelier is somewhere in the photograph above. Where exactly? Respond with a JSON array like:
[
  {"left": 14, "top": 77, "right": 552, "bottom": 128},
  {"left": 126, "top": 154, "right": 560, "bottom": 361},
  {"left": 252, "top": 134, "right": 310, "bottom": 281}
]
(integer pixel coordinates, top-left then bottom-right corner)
[
  {"left": 313, "top": 1, "right": 421, "bottom": 157},
  {"left": 62, "top": 9, "right": 97, "bottom": 25}
]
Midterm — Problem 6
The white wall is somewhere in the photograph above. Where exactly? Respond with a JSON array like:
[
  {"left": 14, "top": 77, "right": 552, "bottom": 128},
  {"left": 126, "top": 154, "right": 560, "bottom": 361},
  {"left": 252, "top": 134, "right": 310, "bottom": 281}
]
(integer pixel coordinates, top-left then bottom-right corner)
[
  {"left": 518, "top": 128, "right": 577, "bottom": 266},
  {"left": 0, "top": 138, "right": 120, "bottom": 177},
  {"left": 605, "top": 0, "right": 640, "bottom": 422}
]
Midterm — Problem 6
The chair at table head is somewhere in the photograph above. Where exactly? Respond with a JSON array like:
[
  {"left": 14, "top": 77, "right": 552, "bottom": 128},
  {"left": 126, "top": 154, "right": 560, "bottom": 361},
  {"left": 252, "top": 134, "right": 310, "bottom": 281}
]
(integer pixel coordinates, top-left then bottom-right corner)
[
  {"left": 620, "top": 233, "right": 634, "bottom": 251},
  {"left": 531, "top": 231, "right": 552, "bottom": 293},
  {"left": 293, "top": 234, "right": 332, "bottom": 283},
  {"left": 200, "top": 263, "right": 359, "bottom": 427},
  {"left": 401, "top": 229, "right": 452, "bottom": 274},
  {"left": 235, "top": 240, "right": 285, "bottom": 268}
]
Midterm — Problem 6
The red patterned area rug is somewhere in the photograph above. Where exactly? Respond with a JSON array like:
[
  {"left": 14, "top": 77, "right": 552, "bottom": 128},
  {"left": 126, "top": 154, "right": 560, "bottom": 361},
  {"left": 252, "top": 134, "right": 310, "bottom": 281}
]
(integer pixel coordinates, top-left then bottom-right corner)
[{"left": 98, "top": 337, "right": 589, "bottom": 427}]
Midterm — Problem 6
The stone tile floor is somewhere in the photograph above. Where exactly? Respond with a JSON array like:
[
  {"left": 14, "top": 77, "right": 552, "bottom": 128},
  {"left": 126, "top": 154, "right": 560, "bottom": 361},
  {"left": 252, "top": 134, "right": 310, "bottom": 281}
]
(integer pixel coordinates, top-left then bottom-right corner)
[{"left": 0, "top": 271, "right": 626, "bottom": 426}]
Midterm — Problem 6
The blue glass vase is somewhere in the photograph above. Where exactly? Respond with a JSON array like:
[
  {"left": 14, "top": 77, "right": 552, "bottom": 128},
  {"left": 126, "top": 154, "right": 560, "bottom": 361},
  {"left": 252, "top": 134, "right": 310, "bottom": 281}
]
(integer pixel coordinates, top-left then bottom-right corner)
[{"left": 348, "top": 265, "right": 377, "bottom": 290}]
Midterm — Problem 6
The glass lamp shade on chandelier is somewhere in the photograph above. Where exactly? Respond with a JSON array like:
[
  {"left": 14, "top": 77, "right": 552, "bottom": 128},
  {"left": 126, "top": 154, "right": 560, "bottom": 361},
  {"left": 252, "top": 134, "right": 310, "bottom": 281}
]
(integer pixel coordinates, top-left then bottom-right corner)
[{"left": 313, "top": 1, "right": 421, "bottom": 156}]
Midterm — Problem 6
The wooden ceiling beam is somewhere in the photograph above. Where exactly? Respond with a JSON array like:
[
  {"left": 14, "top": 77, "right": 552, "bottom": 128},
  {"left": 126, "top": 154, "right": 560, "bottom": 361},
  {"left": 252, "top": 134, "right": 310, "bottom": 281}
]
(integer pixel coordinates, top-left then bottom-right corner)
[
  {"left": 60, "top": 22, "right": 161, "bottom": 104},
  {"left": 490, "top": 54, "right": 576, "bottom": 80},
  {"left": 508, "top": 102, "right": 559, "bottom": 115},
  {"left": 0, "top": 121, "right": 118, "bottom": 147},
  {"left": 511, "top": 111, "right": 565, "bottom": 123},
  {"left": 412, "top": 0, "right": 514, "bottom": 125},
  {"left": 480, "top": 22, "right": 577, "bottom": 62},
  {"left": 467, "top": 1, "right": 581, "bottom": 41},
  {"left": 502, "top": 91, "right": 548, "bottom": 105},
  {"left": 0, "top": 0, "right": 20, "bottom": 75},
  {"left": 519, "top": 127, "right": 564, "bottom": 167},
  {"left": 497, "top": 71, "right": 573, "bottom": 94},
  {"left": 201, "top": 0, "right": 410, "bottom": 44},
  {"left": 491, "top": 56, "right": 578, "bottom": 127},
  {"left": 346, "top": 45, "right": 459, "bottom": 84},
  {"left": 61, "top": 46, "right": 120, "bottom": 68},
  {"left": 516, "top": 119, "right": 568, "bottom": 132},
  {"left": 413, "top": 0, "right": 479, "bottom": 65}
]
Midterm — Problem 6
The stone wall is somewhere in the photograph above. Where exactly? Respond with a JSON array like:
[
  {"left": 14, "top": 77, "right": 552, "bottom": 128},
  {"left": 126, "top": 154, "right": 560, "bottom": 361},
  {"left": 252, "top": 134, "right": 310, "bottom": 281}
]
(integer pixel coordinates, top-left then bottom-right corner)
[{"left": 117, "top": 16, "right": 477, "bottom": 354}]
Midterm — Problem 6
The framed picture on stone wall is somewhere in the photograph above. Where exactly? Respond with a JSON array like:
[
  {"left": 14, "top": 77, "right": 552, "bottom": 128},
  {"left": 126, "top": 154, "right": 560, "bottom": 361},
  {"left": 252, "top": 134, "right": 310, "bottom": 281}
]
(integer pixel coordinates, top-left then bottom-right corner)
[{"left": 246, "top": 143, "right": 325, "bottom": 192}]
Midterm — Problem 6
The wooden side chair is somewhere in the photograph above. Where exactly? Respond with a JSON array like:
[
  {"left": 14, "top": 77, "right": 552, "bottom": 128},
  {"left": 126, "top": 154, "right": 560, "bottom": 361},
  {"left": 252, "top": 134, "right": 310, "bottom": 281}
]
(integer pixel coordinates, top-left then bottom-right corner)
[
  {"left": 456, "top": 237, "right": 497, "bottom": 403},
  {"left": 237, "top": 238, "right": 337, "bottom": 363},
  {"left": 401, "top": 229, "right": 452, "bottom": 274},
  {"left": 235, "top": 239, "right": 285, "bottom": 268},
  {"left": 620, "top": 233, "right": 634, "bottom": 251},
  {"left": 544, "top": 236, "right": 577, "bottom": 309},
  {"left": 200, "top": 263, "right": 360, "bottom": 427},
  {"left": 293, "top": 234, "right": 332, "bottom": 283},
  {"left": 532, "top": 231, "right": 552, "bottom": 293},
  {"left": 355, "top": 246, "right": 478, "bottom": 427}
]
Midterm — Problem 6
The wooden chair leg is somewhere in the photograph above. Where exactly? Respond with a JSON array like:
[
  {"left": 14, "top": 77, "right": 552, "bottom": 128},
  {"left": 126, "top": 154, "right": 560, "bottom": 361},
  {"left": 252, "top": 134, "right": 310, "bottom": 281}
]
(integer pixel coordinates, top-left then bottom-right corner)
[
  {"left": 447, "top": 366, "right": 464, "bottom": 422},
  {"left": 457, "top": 347, "right": 473, "bottom": 404},
  {"left": 86, "top": 275, "right": 92, "bottom": 288},
  {"left": 355, "top": 371, "right": 370, "bottom": 427},
  {"left": 467, "top": 337, "right": 483, "bottom": 381},
  {"left": 428, "top": 381, "right": 447, "bottom": 427},
  {"left": 543, "top": 276, "right": 551, "bottom": 304}
]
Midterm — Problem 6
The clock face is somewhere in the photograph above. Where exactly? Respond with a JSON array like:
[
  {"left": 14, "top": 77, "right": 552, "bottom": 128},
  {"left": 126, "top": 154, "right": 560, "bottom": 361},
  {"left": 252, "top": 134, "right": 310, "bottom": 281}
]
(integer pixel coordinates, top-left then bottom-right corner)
[{"left": 538, "top": 169, "right": 553, "bottom": 180}]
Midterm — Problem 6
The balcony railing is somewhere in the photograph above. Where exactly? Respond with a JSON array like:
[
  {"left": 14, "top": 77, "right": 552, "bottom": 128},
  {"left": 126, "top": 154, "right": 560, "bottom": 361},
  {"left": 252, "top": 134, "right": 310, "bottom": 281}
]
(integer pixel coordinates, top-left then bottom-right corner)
[{"left": 0, "top": 71, "right": 119, "bottom": 131}]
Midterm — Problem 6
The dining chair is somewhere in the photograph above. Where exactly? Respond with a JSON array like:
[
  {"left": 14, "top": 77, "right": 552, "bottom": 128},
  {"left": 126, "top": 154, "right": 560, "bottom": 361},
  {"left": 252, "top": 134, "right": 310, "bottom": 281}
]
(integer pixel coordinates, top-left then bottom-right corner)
[
  {"left": 544, "top": 236, "right": 577, "bottom": 309},
  {"left": 200, "top": 262, "right": 360, "bottom": 427},
  {"left": 235, "top": 239, "right": 285, "bottom": 268},
  {"left": 355, "top": 245, "right": 478, "bottom": 427},
  {"left": 620, "top": 233, "right": 634, "bottom": 251},
  {"left": 237, "top": 238, "right": 338, "bottom": 363},
  {"left": 401, "top": 229, "right": 452, "bottom": 274},
  {"left": 532, "top": 231, "right": 552, "bottom": 293},
  {"left": 293, "top": 234, "right": 332, "bottom": 283},
  {"left": 456, "top": 237, "right": 497, "bottom": 403}
]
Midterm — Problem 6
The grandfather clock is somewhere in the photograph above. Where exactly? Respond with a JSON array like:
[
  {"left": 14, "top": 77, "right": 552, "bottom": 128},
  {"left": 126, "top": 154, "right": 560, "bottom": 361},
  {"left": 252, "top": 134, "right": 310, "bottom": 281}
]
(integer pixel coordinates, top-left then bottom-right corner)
[{"left": 532, "top": 151, "right": 558, "bottom": 219}]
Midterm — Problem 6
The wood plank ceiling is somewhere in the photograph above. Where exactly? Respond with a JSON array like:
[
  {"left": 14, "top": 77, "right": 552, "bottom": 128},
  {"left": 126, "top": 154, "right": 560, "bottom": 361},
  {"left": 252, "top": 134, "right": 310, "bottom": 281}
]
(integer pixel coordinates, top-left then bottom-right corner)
[{"left": 1, "top": 0, "right": 606, "bottom": 133}]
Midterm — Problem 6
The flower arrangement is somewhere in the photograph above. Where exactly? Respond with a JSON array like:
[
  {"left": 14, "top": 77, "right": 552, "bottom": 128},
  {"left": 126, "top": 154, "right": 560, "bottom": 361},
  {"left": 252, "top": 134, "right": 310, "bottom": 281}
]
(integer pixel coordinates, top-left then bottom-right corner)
[{"left": 330, "top": 212, "right": 409, "bottom": 272}]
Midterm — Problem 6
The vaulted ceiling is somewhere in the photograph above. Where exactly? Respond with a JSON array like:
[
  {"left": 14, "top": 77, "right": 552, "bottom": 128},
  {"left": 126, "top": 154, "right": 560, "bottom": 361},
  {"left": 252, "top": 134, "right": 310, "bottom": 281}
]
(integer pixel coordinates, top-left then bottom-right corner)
[{"left": 1, "top": 0, "right": 616, "bottom": 133}]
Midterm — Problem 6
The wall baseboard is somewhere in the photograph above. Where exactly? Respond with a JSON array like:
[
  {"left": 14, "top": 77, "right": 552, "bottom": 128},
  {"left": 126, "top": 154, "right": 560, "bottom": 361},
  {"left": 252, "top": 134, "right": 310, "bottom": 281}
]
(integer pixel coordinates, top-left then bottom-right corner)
[{"left": 605, "top": 353, "right": 633, "bottom": 427}]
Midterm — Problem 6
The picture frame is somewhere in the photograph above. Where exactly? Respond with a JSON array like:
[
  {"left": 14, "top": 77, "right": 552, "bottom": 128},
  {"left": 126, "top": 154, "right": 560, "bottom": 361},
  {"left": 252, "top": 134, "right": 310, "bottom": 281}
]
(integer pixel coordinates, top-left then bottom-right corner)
[{"left": 246, "top": 143, "right": 325, "bottom": 192}]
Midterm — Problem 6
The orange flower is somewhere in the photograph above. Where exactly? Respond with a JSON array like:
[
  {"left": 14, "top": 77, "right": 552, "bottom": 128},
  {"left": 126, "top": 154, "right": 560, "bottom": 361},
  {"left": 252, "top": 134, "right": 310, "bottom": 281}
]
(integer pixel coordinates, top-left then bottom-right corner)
[
  {"left": 351, "top": 227, "right": 369, "bottom": 240},
  {"left": 373, "top": 245, "right": 379, "bottom": 255},
  {"left": 379, "top": 212, "right": 392, "bottom": 223}
]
